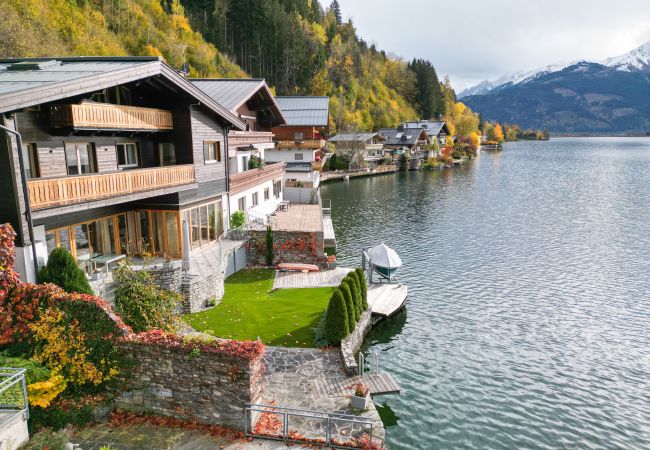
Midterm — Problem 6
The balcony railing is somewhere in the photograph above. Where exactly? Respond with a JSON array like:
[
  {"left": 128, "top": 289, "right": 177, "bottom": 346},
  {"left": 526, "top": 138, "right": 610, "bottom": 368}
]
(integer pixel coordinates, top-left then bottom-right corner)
[
  {"left": 27, "top": 165, "right": 195, "bottom": 210},
  {"left": 229, "top": 162, "right": 285, "bottom": 195},
  {"left": 275, "top": 139, "right": 326, "bottom": 149},
  {"left": 49, "top": 103, "right": 174, "bottom": 131},
  {"left": 228, "top": 131, "right": 274, "bottom": 148}
]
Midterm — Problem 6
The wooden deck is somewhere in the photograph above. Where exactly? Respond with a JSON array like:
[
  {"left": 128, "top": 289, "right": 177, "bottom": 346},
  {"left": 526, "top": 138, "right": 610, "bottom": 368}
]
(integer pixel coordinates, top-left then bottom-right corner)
[
  {"left": 273, "top": 267, "right": 353, "bottom": 289},
  {"left": 312, "top": 373, "right": 401, "bottom": 399},
  {"left": 367, "top": 283, "right": 408, "bottom": 317}
]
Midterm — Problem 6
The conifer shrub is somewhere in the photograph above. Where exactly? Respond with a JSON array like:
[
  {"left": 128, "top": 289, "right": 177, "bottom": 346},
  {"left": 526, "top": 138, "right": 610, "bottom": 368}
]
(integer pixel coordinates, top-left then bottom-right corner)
[
  {"left": 355, "top": 268, "right": 368, "bottom": 310},
  {"left": 344, "top": 276, "right": 361, "bottom": 321},
  {"left": 340, "top": 281, "right": 356, "bottom": 332},
  {"left": 37, "top": 247, "right": 93, "bottom": 295},
  {"left": 324, "top": 288, "right": 349, "bottom": 345},
  {"left": 349, "top": 270, "right": 363, "bottom": 315}
]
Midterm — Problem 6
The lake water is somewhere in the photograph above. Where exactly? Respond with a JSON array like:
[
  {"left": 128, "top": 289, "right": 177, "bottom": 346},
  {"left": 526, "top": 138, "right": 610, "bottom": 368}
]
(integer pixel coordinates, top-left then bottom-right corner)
[{"left": 321, "top": 138, "right": 650, "bottom": 449}]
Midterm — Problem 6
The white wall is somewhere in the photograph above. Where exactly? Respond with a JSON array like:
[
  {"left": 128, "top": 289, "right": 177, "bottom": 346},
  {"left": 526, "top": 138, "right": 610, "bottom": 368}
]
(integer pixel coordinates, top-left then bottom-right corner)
[
  {"left": 265, "top": 148, "right": 317, "bottom": 163},
  {"left": 0, "top": 412, "right": 29, "bottom": 450},
  {"left": 228, "top": 178, "right": 282, "bottom": 225}
]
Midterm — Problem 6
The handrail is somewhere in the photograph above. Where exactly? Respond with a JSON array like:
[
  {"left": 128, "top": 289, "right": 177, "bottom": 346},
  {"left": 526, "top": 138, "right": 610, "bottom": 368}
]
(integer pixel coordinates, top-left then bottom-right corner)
[
  {"left": 49, "top": 103, "right": 173, "bottom": 131},
  {"left": 0, "top": 368, "right": 29, "bottom": 421},
  {"left": 245, "top": 402, "right": 374, "bottom": 448},
  {"left": 27, "top": 164, "right": 195, "bottom": 210}
]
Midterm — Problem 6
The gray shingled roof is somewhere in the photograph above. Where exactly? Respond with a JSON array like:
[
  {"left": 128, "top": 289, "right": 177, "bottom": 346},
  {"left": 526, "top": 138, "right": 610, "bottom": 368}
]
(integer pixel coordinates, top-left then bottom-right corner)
[
  {"left": 328, "top": 132, "right": 380, "bottom": 143},
  {"left": 0, "top": 57, "right": 245, "bottom": 129},
  {"left": 378, "top": 127, "right": 428, "bottom": 146},
  {"left": 275, "top": 96, "right": 329, "bottom": 127},
  {"left": 191, "top": 78, "right": 286, "bottom": 125},
  {"left": 404, "top": 120, "right": 450, "bottom": 136}
]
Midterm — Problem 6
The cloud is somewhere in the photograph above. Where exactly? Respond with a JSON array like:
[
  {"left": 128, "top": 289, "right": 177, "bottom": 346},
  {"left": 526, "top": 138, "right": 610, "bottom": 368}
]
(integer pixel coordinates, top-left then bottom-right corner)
[{"left": 335, "top": 0, "right": 650, "bottom": 90}]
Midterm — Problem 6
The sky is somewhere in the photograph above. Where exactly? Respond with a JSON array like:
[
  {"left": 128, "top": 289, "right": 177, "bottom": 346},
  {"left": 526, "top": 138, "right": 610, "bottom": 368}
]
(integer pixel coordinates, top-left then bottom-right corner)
[{"left": 336, "top": 0, "right": 650, "bottom": 92}]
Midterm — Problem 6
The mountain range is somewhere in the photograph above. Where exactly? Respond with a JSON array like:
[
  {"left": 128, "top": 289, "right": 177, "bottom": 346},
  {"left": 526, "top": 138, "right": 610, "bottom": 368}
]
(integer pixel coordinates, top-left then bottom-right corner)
[{"left": 460, "top": 41, "right": 650, "bottom": 134}]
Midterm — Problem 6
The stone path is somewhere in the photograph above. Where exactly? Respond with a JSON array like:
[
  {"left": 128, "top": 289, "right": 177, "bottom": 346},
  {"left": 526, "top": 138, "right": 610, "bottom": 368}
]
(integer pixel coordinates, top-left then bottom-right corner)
[
  {"left": 259, "top": 347, "right": 385, "bottom": 446},
  {"left": 272, "top": 267, "right": 353, "bottom": 289}
]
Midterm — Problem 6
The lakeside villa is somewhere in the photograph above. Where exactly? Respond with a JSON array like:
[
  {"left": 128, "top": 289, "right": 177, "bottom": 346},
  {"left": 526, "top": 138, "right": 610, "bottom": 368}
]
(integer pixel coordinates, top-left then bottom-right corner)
[{"left": 0, "top": 55, "right": 478, "bottom": 450}]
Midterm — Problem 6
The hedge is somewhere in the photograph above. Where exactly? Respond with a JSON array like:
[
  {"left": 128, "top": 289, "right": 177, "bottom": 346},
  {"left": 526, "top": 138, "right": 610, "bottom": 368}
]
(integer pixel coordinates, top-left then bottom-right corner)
[
  {"left": 340, "top": 281, "right": 356, "bottom": 332},
  {"left": 355, "top": 268, "right": 368, "bottom": 310}
]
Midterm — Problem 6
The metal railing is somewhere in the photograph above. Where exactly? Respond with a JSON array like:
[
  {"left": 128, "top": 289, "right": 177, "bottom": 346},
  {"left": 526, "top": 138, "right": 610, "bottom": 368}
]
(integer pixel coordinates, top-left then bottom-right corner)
[
  {"left": 245, "top": 403, "right": 374, "bottom": 448},
  {"left": 0, "top": 368, "right": 29, "bottom": 426},
  {"left": 358, "top": 350, "right": 380, "bottom": 376}
]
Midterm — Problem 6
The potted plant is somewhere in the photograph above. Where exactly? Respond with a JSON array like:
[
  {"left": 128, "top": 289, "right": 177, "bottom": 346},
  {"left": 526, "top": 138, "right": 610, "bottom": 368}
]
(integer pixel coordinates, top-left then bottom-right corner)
[{"left": 350, "top": 383, "right": 370, "bottom": 410}]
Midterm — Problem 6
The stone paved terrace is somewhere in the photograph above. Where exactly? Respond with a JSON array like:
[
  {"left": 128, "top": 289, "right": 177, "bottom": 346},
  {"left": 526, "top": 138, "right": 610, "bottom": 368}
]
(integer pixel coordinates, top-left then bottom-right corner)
[
  {"left": 270, "top": 204, "right": 323, "bottom": 232},
  {"left": 260, "top": 347, "right": 385, "bottom": 446}
]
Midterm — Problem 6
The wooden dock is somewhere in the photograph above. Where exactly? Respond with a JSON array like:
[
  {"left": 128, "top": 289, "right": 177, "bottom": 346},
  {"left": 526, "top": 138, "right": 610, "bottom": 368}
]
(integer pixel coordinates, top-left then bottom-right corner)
[
  {"left": 312, "top": 373, "right": 401, "bottom": 399},
  {"left": 273, "top": 267, "right": 353, "bottom": 289},
  {"left": 367, "top": 283, "right": 408, "bottom": 317}
]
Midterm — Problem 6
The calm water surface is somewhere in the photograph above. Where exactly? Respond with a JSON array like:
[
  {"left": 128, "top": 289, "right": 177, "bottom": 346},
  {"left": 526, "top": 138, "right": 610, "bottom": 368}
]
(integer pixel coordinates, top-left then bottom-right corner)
[{"left": 321, "top": 138, "right": 650, "bottom": 449}]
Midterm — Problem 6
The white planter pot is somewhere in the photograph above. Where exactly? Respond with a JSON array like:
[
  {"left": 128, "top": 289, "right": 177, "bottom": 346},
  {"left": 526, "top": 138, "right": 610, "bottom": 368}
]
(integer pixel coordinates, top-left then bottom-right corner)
[{"left": 350, "top": 394, "right": 370, "bottom": 410}]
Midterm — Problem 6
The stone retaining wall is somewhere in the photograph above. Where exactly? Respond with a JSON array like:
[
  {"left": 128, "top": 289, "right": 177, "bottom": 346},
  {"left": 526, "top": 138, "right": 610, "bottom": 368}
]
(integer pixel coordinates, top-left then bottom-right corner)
[
  {"left": 340, "top": 310, "right": 373, "bottom": 375},
  {"left": 114, "top": 336, "right": 264, "bottom": 430},
  {"left": 247, "top": 230, "right": 328, "bottom": 267}
]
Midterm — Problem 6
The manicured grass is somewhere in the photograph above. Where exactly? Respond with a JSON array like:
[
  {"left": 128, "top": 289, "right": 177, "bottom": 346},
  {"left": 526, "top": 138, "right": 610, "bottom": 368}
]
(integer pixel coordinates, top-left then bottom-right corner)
[{"left": 184, "top": 269, "right": 333, "bottom": 348}]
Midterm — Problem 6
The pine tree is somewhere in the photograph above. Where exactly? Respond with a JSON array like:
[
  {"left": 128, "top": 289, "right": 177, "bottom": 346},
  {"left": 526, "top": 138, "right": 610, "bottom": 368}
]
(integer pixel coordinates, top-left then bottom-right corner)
[
  {"left": 325, "top": 288, "right": 349, "bottom": 344},
  {"left": 340, "top": 282, "right": 356, "bottom": 331},
  {"left": 330, "top": 0, "right": 342, "bottom": 24},
  {"left": 355, "top": 268, "right": 368, "bottom": 310}
]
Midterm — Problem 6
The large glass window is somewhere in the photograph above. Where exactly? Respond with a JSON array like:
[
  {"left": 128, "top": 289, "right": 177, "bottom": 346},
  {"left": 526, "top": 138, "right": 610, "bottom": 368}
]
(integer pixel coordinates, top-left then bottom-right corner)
[
  {"left": 117, "top": 143, "right": 139, "bottom": 168},
  {"left": 215, "top": 200, "right": 223, "bottom": 237},
  {"left": 117, "top": 214, "right": 128, "bottom": 254},
  {"left": 65, "top": 143, "right": 96, "bottom": 175},
  {"left": 139, "top": 211, "right": 151, "bottom": 255},
  {"left": 190, "top": 208, "right": 200, "bottom": 250},
  {"left": 22, "top": 143, "right": 39, "bottom": 179},
  {"left": 207, "top": 204, "right": 216, "bottom": 241},
  {"left": 166, "top": 212, "right": 180, "bottom": 257},
  {"left": 152, "top": 212, "right": 164, "bottom": 255},
  {"left": 159, "top": 143, "right": 176, "bottom": 166},
  {"left": 74, "top": 224, "right": 91, "bottom": 273},
  {"left": 200, "top": 206, "right": 209, "bottom": 243}
]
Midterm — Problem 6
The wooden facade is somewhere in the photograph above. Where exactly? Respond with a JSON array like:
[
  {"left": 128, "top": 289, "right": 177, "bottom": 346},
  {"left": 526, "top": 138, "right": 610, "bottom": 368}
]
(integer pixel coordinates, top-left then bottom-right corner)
[{"left": 229, "top": 162, "right": 285, "bottom": 195}]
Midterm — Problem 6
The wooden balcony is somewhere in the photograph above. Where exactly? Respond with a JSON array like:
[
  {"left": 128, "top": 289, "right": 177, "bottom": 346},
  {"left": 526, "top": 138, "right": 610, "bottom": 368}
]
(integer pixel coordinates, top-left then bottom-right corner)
[
  {"left": 228, "top": 131, "right": 274, "bottom": 148},
  {"left": 28, "top": 165, "right": 195, "bottom": 210},
  {"left": 229, "top": 162, "right": 285, "bottom": 195},
  {"left": 49, "top": 103, "right": 174, "bottom": 132},
  {"left": 275, "top": 139, "right": 326, "bottom": 149}
]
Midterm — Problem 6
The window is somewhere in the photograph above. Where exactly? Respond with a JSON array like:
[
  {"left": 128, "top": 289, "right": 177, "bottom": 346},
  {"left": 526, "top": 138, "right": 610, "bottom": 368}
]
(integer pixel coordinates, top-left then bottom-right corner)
[
  {"left": 203, "top": 141, "right": 221, "bottom": 163},
  {"left": 200, "top": 206, "right": 209, "bottom": 243},
  {"left": 208, "top": 204, "right": 216, "bottom": 241},
  {"left": 159, "top": 143, "right": 176, "bottom": 166},
  {"left": 252, "top": 192, "right": 259, "bottom": 207},
  {"left": 65, "top": 143, "right": 96, "bottom": 175},
  {"left": 294, "top": 153, "right": 304, "bottom": 161},
  {"left": 293, "top": 132, "right": 304, "bottom": 141},
  {"left": 238, "top": 196, "right": 246, "bottom": 212},
  {"left": 117, "top": 143, "right": 139, "bottom": 168},
  {"left": 273, "top": 180, "right": 282, "bottom": 198},
  {"left": 190, "top": 208, "right": 200, "bottom": 250},
  {"left": 264, "top": 188, "right": 270, "bottom": 201},
  {"left": 181, "top": 200, "right": 223, "bottom": 251},
  {"left": 22, "top": 143, "right": 39, "bottom": 179}
]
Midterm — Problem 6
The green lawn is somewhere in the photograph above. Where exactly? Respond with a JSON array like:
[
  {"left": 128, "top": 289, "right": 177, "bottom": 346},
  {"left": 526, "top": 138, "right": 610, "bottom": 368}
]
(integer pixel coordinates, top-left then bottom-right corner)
[{"left": 184, "top": 269, "right": 333, "bottom": 348}]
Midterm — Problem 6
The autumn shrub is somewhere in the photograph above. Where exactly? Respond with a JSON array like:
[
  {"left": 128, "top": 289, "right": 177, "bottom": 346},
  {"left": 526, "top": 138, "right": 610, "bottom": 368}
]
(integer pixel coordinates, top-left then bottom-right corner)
[
  {"left": 0, "top": 355, "right": 66, "bottom": 408},
  {"left": 355, "top": 268, "right": 368, "bottom": 311},
  {"left": 37, "top": 247, "right": 93, "bottom": 295},
  {"left": 19, "top": 428, "right": 71, "bottom": 450},
  {"left": 0, "top": 223, "right": 20, "bottom": 293},
  {"left": 340, "top": 282, "right": 356, "bottom": 332},
  {"left": 324, "top": 288, "right": 349, "bottom": 345},
  {"left": 113, "top": 264, "right": 181, "bottom": 333}
]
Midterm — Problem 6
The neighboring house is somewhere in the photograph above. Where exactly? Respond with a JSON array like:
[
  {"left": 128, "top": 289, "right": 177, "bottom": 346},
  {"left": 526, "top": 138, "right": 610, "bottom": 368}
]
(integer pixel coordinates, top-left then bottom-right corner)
[
  {"left": 191, "top": 78, "right": 286, "bottom": 226},
  {"left": 0, "top": 57, "right": 246, "bottom": 311},
  {"left": 268, "top": 96, "right": 329, "bottom": 204},
  {"left": 379, "top": 126, "right": 430, "bottom": 152},
  {"left": 404, "top": 120, "right": 450, "bottom": 148},
  {"left": 327, "top": 132, "right": 386, "bottom": 169}
]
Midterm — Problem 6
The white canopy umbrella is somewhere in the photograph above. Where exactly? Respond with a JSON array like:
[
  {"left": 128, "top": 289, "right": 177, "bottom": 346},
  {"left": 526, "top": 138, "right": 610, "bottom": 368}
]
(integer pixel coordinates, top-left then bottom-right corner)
[{"left": 367, "top": 243, "right": 402, "bottom": 269}]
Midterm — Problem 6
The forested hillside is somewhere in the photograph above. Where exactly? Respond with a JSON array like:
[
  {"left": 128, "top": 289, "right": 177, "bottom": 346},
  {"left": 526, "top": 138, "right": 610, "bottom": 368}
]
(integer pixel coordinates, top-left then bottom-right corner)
[{"left": 0, "top": 0, "right": 460, "bottom": 133}]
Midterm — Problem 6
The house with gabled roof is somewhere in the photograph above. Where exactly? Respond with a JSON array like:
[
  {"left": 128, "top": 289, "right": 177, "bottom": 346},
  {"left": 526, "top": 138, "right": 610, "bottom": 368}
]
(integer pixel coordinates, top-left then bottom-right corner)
[
  {"left": 328, "top": 132, "right": 387, "bottom": 168},
  {"left": 191, "top": 78, "right": 286, "bottom": 226},
  {"left": 404, "top": 120, "right": 450, "bottom": 147},
  {"left": 0, "top": 56, "right": 245, "bottom": 311}
]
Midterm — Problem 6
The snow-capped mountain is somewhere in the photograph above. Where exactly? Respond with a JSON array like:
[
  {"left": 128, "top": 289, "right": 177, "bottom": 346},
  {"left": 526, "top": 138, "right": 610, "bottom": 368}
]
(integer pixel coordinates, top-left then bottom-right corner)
[
  {"left": 602, "top": 40, "right": 650, "bottom": 71},
  {"left": 459, "top": 40, "right": 650, "bottom": 98}
]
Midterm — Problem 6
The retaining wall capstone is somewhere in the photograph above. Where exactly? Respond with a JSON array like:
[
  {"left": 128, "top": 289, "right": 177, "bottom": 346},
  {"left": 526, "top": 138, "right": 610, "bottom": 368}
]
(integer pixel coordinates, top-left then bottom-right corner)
[{"left": 114, "top": 332, "right": 265, "bottom": 430}]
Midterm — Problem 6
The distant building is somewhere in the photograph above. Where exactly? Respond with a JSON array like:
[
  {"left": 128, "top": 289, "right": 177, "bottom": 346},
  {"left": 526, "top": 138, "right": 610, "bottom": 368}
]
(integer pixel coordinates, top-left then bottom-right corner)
[
  {"left": 191, "top": 78, "right": 286, "bottom": 226},
  {"left": 404, "top": 120, "right": 450, "bottom": 147},
  {"left": 327, "top": 132, "right": 386, "bottom": 169},
  {"left": 268, "top": 96, "right": 330, "bottom": 204}
]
